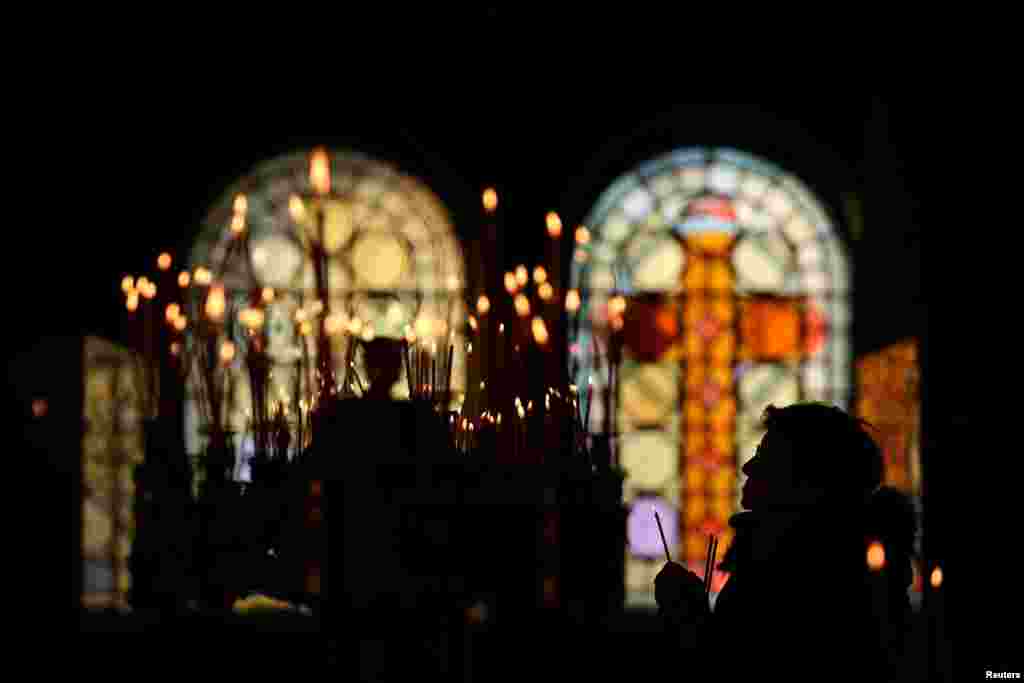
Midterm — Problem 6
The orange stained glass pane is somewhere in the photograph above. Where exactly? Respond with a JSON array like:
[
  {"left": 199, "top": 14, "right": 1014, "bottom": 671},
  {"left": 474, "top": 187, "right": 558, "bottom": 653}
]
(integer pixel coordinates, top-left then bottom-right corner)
[
  {"left": 685, "top": 365, "right": 706, "bottom": 391},
  {"left": 685, "top": 532, "right": 706, "bottom": 563},
  {"left": 684, "top": 431, "right": 706, "bottom": 456},
  {"left": 684, "top": 333, "right": 705, "bottom": 361},
  {"left": 683, "top": 297, "right": 707, "bottom": 328},
  {"left": 685, "top": 232, "right": 735, "bottom": 257},
  {"left": 710, "top": 331, "right": 735, "bottom": 363},
  {"left": 711, "top": 431, "right": 734, "bottom": 455},
  {"left": 741, "top": 299, "right": 802, "bottom": 360},
  {"left": 684, "top": 495, "right": 705, "bottom": 524},
  {"left": 708, "top": 364, "right": 733, "bottom": 391},
  {"left": 712, "top": 298, "right": 735, "bottom": 324},
  {"left": 710, "top": 469, "right": 735, "bottom": 497},
  {"left": 685, "top": 466, "right": 706, "bottom": 491},
  {"left": 710, "top": 496, "right": 734, "bottom": 522},
  {"left": 684, "top": 399, "right": 705, "bottom": 426},
  {"left": 683, "top": 256, "right": 708, "bottom": 290},
  {"left": 709, "top": 260, "right": 734, "bottom": 292}
]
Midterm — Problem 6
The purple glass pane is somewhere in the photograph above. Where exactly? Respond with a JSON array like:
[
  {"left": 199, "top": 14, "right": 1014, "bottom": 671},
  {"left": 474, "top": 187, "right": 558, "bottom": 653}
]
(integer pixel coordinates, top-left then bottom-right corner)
[{"left": 627, "top": 496, "right": 677, "bottom": 559}]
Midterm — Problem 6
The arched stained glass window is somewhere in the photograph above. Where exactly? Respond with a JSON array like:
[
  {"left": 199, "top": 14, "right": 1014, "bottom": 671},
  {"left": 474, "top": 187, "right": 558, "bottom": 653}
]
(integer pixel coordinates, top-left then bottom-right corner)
[
  {"left": 186, "top": 150, "right": 466, "bottom": 477},
  {"left": 568, "top": 148, "right": 851, "bottom": 607}
]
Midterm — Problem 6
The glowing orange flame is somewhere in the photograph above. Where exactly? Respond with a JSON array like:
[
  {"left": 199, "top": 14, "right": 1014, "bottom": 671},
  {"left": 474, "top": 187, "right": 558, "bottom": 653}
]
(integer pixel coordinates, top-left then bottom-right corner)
[
  {"left": 165, "top": 303, "right": 180, "bottom": 323},
  {"left": 194, "top": 267, "right": 212, "bottom": 286},
  {"left": 468, "top": 314, "right": 478, "bottom": 332},
  {"left": 310, "top": 147, "right": 330, "bottom": 195},
  {"left": 867, "top": 541, "right": 886, "bottom": 571},
  {"left": 930, "top": 566, "right": 943, "bottom": 588},
  {"left": 233, "top": 194, "right": 248, "bottom": 216},
  {"left": 515, "top": 265, "right": 528, "bottom": 287},
  {"left": 205, "top": 284, "right": 226, "bottom": 322},
  {"left": 532, "top": 316, "right": 549, "bottom": 345},
  {"left": 157, "top": 253, "right": 172, "bottom": 271},
  {"left": 514, "top": 293, "right": 530, "bottom": 317},
  {"left": 220, "top": 340, "right": 236, "bottom": 363},
  {"left": 533, "top": 266, "right": 547, "bottom": 284},
  {"left": 121, "top": 276, "right": 134, "bottom": 294},
  {"left": 546, "top": 211, "right": 562, "bottom": 238},
  {"left": 575, "top": 225, "right": 591, "bottom": 245},
  {"left": 565, "top": 289, "right": 581, "bottom": 313},
  {"left": 178, "top": 271, "right": 190, "bottom": 288},
  {"left": 174, "top": 315, "right": 187, "bottom": 331},
  {"left": 476, "top": 295, "right": 491, "bottom": 315},
  {"left": 482, "top": 188, "right": 498, "bottom": 212},
  {"left": 261, "top": 287, "right": 275, "bottom": 303},
  {"left": 538, "top": 282, "right": 554, "bottom": 301}
]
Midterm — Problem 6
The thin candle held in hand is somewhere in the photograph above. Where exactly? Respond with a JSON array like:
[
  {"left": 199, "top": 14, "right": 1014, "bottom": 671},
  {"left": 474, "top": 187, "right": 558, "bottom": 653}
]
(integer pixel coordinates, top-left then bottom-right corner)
[{"left": 654, "top": 511, "right": 671, "bottom": 562}]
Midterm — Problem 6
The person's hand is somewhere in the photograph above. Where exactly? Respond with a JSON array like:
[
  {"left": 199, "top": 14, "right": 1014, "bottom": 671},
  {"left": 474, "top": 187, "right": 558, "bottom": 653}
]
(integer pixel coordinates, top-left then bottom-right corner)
[{"left": 654, "top": 561, "right": 707, "bottom": 621}]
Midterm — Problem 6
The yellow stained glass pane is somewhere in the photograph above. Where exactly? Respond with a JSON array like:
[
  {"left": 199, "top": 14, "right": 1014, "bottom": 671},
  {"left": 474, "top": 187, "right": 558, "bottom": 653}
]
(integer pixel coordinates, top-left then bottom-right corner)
[
  {"left": 685, "top": 232, "right": 735, "bottom": 257},
  {"left": 620, "top": 432, "right": 677, "bottom": 491},
  {"left": 620, "top": 364, "right": 677, "bottom": 428},
  {"left": 683, "top": 297, "right": 707, "bottom": 328},
  {"left": 684, "top": 431, "right": 706, "bottom": 455},
  {"left": 711, "top": 298, "right": 735, "bottom": 324},
  {"left": 708, "top": 398, "right": 737, "bottom": 432},
  {"left": 684, "top": 334, "right": 704, "bottom": 361}
]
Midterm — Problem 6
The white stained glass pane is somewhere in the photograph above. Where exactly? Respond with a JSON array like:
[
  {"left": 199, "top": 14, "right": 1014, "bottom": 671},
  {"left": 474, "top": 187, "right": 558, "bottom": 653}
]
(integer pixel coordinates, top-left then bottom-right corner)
[
  {"left": 598, "top": 214, "right": 632, "bottom": 247},
  {"left": 764, "top": 187, "right": 794, "bottom": 221},
  {"left": 825, "top": 239, "right": 851, "bottom": 292},
  {"left": 623, "top": 187, "right": 656, "bottom": 220},
  {"left": 252, "top": 234, "right": 304, "bottom": 288},
  {"left": 628, "top": 236, "right": 684, "bottom": 292},
  {"left": 620, "top": 431, "right": 678, "bottom": 492},
  {"left": 801, "top": 361, "right": 829, "bottom": 401},
  {"left": 829, "top": 298, "right": 852, "bottom": 329},
  {"left": 651, "top": 174, "right": 677, "bottom": 197},
  {"left": 680, "top": 167, "right": 705, "bottom": 192},
  {"left": 740, "top": 172, "right": 770, "bottom": 202},
  {"left": 784, "top": 215, "right": 815, "bottom": 245},
  {"left": 738, "top": 364, "right": 800, "bottom": 417},
  {"left": 732, "top": 233, "right": 791, "bottom": 292},
  {"left": 803, "top": 270, "right": 829, "bottom": 294},
  {"left": 351, "top": 233, "right": 409, "bottom": 289},
  {"left": 707, "top": 163, "right": 740, "bottom": 196},
  {"left": 620, "top": 363, "right": 678, "bottom": 428},
  {"left": 660, "top": 194, "right": 688, "bottom": 223},
  {"left": 796, "top": 241, "right": 824, "bottom": 270}
]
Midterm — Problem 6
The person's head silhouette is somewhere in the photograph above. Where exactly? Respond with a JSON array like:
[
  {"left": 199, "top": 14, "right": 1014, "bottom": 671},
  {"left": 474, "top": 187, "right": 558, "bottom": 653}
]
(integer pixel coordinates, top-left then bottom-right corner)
[
  {"left": 361, "top": 337, "right": 405, "bottom": 400},
  {"left": 741, "top": 402, "right": 883, "bottom": 510}
]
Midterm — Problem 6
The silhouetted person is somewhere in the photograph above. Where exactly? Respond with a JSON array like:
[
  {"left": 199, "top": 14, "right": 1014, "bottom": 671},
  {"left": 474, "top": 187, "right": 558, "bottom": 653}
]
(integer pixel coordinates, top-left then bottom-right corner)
[{"left": 654, "top": 403, "right": 919, "bottom": 682}]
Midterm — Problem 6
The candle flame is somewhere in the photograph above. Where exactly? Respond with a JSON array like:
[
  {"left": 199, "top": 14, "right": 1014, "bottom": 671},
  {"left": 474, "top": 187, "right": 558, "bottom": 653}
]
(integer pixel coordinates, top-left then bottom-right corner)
[
  {"left": 930, "top": 566, "right": 943, "bottom": 588},
  {"left": 467, "top": 342, "right": 472, "bottom": 354},
  {"left": 499, "top": 322, "right": 505, "bottom": 333},
  {"left": 515, "top": 294, "right": 530, "bottom": 317},
  {"left": 565, "top": 289, "right": 581, "bottom": 313},
  {"left": 141, "top": 281, "right": 157, "bottom": 299},
  {"left": 480, "top": 380, "right": 485, "bottom": 390},
  {"left": 482, "top": 187, "right": 498, "bottom": 212},
  {"left": 575, "top": 225, "right": 591, "bottom": 245},
  {"left": 533, "top": 266, "right": 547, "bottom": 284},
  {"left": 165, "top": 303, "right": 181, "bottom": 323},
  {"left": 170, "top": 341, "right": 181, "bottom": 356},
  {"left": 194, "top": 267, "right": 212, "bottom": 286},
  {"left": 157, "top": 253, "right": 172, "bottom": 271},
  {"left": 496, "top": 413, "right": 502, "bottom": 425},
  {"left": 178, "top": 271, "right": 190, "bottom": 288},
  {"left": 230, "top": 212, "right": 246, "bottom": 235},
  {"left": 609, "top": 295, "right": 627, "bottom": 317},
  {"left": 121, "top": 276, "right": 134, "bottom": 293},
  {"left": 239, "top": 307, "right": 265, "bottom": 331},
  {"left": 174, "top": 315, "right": 187, "bottom": 331},
  {"left": 476, "top": 295, "right": 491, "bottom": 315},
  {"left": 126, "top": 292, "right": 139, "bottom": 312},
  {"left": 289, "top": 194, "right": 306, "bottom": 222},
  {"left": 866, "top": 541, "right": 885, "bottom": 571},
  {"left": 546, "top": 211, "right": 562, "bottom": 238},
  {"left": 504, "top": 272, "right": 518, "bottom": 295},
  {"left": 468, "top": 314, "right": 478, "bottom": 332},
  {"left": 220, "top": 340, "right": 236, "bottom": 363},
  {"left": 538, "top": 282, "right": 554, "bottom": 301},
  {"left": 324, "top": 312, "right": 346, "bottom": 336},
  {"left": 261, "top": 287, "right": 275, "bottom": 303},
  {"left": 532, "top": 316, "right": 549, "bottom": 345},
  {"left": 233, "top": 194, "right": 248, "bottom": 216},
  {"left": 515, "top": 265, "right": 528, "bottom": 287},
  {"left": 205, "top": 285, "right": 226, "bottom": 321},
  {"left": 310, "top": 147, "right": 330, "bottom": 195}
]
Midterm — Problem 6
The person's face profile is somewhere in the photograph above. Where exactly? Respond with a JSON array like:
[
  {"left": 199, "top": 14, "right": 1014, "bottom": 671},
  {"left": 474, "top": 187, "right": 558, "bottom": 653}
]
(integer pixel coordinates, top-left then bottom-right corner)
[{"left": 741, "top": 429, "right": 799, "bottom": 510}]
